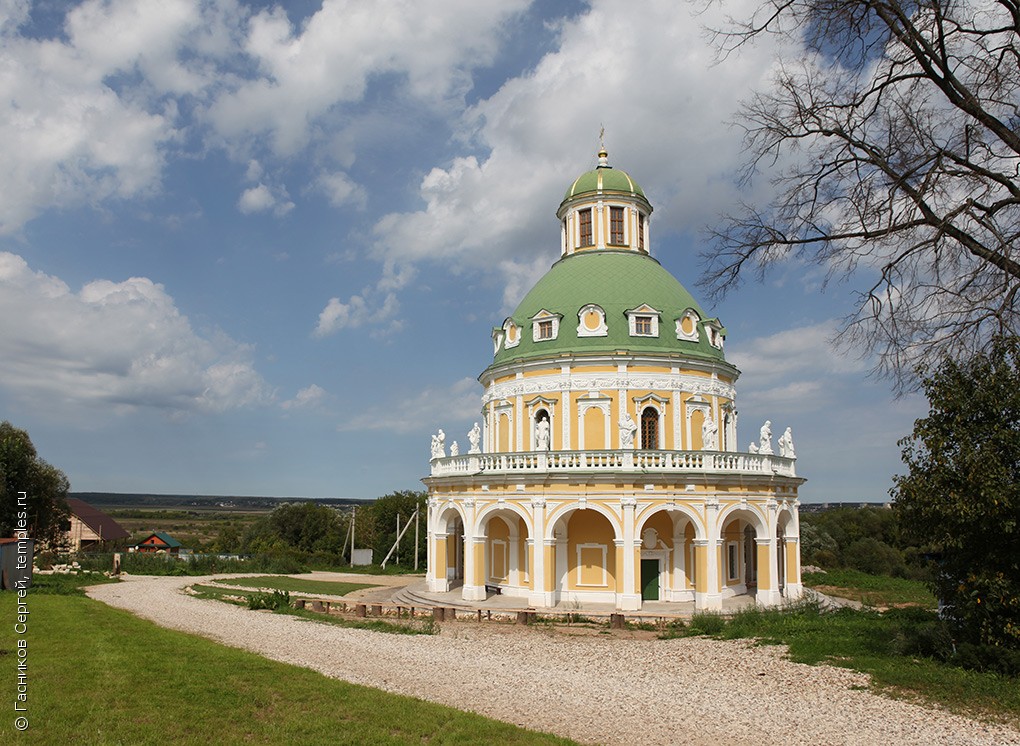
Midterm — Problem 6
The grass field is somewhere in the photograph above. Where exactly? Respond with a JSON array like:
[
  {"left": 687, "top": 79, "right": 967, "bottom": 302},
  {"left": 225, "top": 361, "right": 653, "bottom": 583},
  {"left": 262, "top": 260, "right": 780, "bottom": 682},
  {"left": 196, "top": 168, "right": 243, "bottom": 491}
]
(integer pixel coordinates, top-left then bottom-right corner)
[
  {"left": 665, "top": 602, "right": 1020, "bottom": 724},
  {"left": 802, "top": 568, "right": 937, "bottom": 608},
  {"left": 211, "top": 576, "right": 376, "bottom": 596},
  {"left": 0, "top": 577, "right": 572, "bottom": 745}
]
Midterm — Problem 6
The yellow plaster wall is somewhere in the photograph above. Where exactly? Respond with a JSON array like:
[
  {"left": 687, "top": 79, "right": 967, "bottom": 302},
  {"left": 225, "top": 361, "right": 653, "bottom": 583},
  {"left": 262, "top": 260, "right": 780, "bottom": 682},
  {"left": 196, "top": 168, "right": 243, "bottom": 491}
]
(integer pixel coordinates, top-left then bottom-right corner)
[
  {"left": 498, "top": 413, "right": 511, "bottom": 453},
  {"left": 566, "top": 510, "right": 616, "bottom": 590},
  {"left": 584, "top": 407, "right": 606, "bottom": 449},
  {"left": 690, "top": 408, "right": 705, "bottom": 451}
]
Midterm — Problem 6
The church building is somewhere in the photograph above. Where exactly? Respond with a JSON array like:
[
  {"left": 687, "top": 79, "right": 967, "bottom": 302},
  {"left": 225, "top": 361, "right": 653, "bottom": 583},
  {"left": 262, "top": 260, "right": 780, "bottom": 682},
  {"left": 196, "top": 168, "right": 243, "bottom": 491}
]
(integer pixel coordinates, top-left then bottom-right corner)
[{"left": 424, "top": 149, "right": 803, "bottom": 611}]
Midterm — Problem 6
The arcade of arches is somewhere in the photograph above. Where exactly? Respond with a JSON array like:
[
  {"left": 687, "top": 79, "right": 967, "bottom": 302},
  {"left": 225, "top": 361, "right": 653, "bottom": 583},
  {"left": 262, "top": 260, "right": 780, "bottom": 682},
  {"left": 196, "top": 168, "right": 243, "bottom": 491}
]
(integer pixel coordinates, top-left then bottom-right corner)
[{"left": 424, "top": 149, "right": 804, "bottom": 611}]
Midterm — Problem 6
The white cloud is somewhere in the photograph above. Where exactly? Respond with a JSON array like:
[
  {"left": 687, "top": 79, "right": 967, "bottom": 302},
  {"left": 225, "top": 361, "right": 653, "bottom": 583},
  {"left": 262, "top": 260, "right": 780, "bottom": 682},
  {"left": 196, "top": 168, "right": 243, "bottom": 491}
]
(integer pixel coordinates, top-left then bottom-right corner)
[
  {"left": 0, "top": 252, "right": 272, "bottom": 415},
  {"left": 0, "top": 0, "right": 242, "bottom": 234},
  {"left": 205, "top": 0, "right": 531, "bottom": 156},
  {"left": 237, "top": 183, "right": 294, "bottom": 216},
  {"left": 370, "top": 0, "right": 799, "bottom": 305},
  {"left": 314, "top": 290, "right": 399, "bottom": 336},
  {"left": 316, "top": 171, "right": 367, "bottom": 210},
  {"left": 281, "top": 384, "right": 328, "bottom": 411},
  {"left": 728, "top": 321, "right": 869, "bottom": 411},
  {"left": 337, "top": 377, "right": 481, "bottom": 435},
  {"left": 0, "top": 0, "right": 528, "bottom": 233}
]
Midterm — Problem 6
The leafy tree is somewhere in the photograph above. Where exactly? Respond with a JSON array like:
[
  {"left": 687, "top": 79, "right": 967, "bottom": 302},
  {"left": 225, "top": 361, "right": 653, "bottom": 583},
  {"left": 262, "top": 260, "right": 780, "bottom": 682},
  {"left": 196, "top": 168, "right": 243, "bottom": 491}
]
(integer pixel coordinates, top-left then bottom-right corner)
[
  {"left": 0, "top": 421, "right": 71, "bottom": 550},
  {"left": 368, "top": 491, "right": 427, "bottom": 567},
  {"left": 892, "top": 338, "right": 1020, "bottom": 647},
  {"left": 700, "top": 0, "right": 1020, "bottom": 389},
  {"left": 248, "top": 501, "right": 346, "bottom": 554}
]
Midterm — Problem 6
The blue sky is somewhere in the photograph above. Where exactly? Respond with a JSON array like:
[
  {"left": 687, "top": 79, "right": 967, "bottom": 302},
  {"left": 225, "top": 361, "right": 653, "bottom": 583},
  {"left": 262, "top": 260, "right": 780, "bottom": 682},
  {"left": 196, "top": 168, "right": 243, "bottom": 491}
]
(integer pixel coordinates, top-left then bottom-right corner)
[{"left": 0, "top": 0, "right": 927, "bottom": 502}]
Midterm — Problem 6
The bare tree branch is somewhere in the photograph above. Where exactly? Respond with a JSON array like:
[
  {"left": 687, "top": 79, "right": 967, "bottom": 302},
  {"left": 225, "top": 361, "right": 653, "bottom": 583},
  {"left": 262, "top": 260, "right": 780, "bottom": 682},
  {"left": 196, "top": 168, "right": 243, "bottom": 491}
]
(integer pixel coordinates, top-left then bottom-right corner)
[{"left": 700, "top": 0, "right": 1020, "bottom": 390}]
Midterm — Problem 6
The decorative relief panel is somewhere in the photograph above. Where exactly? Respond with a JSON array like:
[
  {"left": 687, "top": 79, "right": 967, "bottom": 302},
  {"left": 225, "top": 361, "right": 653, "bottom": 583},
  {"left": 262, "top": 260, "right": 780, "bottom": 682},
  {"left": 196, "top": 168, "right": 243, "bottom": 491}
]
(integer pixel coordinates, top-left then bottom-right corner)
[{"left": 483, "top": 372, "right": 735, "bottom": 405}]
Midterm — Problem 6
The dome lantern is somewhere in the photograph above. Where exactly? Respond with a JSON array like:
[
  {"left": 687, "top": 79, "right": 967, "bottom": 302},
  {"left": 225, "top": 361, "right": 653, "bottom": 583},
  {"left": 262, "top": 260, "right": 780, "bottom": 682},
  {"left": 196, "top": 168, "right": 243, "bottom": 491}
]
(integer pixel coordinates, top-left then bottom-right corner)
[{"left": 558, "top": 149, "right": 653, "bottom": 257}]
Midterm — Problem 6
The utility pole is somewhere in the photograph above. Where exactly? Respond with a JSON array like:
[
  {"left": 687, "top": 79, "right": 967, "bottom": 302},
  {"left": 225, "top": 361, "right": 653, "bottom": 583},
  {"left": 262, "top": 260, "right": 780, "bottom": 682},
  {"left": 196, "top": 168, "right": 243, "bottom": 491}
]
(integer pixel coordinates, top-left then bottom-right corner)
[
  {"left": 414, "top": 506, "right": 420, "bottom": 571},
  {"left": 396, "top": 513, "right": 401, "bottom": 566},
  {"left": 350, "top": 507, "right": 356, "bottom": 568}
]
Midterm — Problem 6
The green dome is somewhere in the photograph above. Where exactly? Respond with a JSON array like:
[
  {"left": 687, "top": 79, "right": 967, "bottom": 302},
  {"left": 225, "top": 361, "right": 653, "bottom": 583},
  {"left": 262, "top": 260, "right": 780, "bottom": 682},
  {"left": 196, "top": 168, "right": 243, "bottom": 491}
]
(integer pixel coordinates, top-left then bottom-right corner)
[
  {"left": 489, "top": 251, "right": 728, "bottom": 369},
  {"left": 563, "top": 166, "right": 645, "bottom": 203}
]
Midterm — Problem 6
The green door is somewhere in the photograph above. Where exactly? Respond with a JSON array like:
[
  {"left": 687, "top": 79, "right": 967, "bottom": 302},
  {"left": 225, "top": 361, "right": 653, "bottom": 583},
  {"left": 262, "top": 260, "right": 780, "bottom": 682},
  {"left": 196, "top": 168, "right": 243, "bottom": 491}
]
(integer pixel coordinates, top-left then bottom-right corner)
[{"left": 640, "top": 559, "right": 659, "bottom": 601}]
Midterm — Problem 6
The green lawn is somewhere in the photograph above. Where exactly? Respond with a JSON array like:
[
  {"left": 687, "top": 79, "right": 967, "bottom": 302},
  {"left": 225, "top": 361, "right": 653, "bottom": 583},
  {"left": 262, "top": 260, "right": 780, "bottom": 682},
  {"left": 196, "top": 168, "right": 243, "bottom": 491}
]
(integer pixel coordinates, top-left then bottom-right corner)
[
  {"left": 665, "top": 602, "right": 1020, "bottom": 724},
  {"left": 803, "top": 568, "right": 937, "bottom": 608},
  {"left": 189, "top": 584, "right": 434, "bottom": 636},
  {"left": 212, "top": 575, "right": 376, "bottom": 596},
  {"left": 0, "top": 590, "right": 573, "bottom": 745}
]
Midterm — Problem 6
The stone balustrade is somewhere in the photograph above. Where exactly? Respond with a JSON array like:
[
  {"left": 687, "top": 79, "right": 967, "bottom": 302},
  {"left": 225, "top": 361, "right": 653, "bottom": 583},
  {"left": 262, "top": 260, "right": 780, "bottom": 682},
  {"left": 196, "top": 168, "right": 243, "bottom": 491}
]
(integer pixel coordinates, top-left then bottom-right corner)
[{"left": 430, "top": 449, "right": 796, "bottom": 478}]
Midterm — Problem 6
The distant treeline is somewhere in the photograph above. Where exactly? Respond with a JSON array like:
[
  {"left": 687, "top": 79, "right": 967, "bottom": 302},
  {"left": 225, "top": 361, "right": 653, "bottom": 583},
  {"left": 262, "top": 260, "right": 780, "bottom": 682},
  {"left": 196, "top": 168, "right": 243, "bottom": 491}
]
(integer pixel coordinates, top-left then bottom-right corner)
[{"left": 72, "top": 492, "right": 371, "bottom": 512}]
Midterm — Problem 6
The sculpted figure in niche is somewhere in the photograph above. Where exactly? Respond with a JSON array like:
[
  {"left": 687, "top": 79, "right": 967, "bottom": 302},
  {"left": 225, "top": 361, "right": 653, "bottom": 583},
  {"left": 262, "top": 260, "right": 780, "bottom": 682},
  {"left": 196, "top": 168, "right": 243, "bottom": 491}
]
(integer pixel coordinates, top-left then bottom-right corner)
[
  {"left": 430, "top": 429, "right": 446, "bottom": 460},
  {"left": 778, "top": 427, "right": 796, "bottom": 459},
  {"left": 758, "top": 420, "right": 773, "bottom": 455},
  {"left": 619, "top": 412, "right": 637, "bottom": 449},
  {"left": 702, "top": 414, "right": 719, "bottom": 451},
  {"left": 535, "top": 417, "right": 550, "bottom": 451},
  {"left": 468, "top": 422, "right": 481, "bottom": 454},
  {"left": 450, "top": 441, "right": 459, "bottom": 457}
]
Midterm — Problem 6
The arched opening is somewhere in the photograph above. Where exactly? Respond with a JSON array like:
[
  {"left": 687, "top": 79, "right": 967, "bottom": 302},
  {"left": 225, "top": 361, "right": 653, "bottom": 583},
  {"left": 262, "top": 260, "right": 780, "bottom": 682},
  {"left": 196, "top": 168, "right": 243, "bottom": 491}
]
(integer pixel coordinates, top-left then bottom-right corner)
[
  {"left": 718, "top": 513, "right": 761, "bottom": 599},
  {"left": 551, "top": 507, "right": 619, "bottom": 604},
  {"left": 479, "top": 510, "right": 531, "bottom": 597},
  {"left": 437, "top": 511, "right": 464, "bottom": 588},
  {"left": 640, "top": 407, "right": 659, "bottom": 449}
]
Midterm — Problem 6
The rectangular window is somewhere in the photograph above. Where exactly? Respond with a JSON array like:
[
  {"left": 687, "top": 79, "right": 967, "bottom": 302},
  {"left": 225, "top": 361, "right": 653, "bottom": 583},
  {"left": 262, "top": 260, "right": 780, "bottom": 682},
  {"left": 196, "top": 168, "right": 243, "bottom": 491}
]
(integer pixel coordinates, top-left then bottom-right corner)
[
  {"left": 635, "top": 316, "right": 653, "bottom": 335},
  {"left": 579, "top": 208, "right": 593, "bottom": 246},
  {"left": 537, "top": 320, "right": 553, "bottom": 339},
  {"left": 637, "top": 213, "right": 645, "bottom": 251},
  {"left": 727, "top": 542, "right": 739, "bottom": 581},
  {"left": 610, "top": 206, "right": 624, "bottom": 244}
]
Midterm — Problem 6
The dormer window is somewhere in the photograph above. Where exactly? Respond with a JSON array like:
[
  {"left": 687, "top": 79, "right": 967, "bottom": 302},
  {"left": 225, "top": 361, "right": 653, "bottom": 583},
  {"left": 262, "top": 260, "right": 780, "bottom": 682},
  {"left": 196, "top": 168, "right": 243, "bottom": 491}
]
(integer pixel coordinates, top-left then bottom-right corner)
[
  {"left": 530, "top": 309, "right": 562, "bottom": 342},
  {"left": 579, "top": 208, "right": 593, "bottom": 246},
  {"left": 625, "top": 304, "right": 661, "bottom": 337},
  {"left": 705, "top": 320, "right": 725, "bottom": 349},
  {"left": 610, "top": 207, "right": 624, "bottom": 244},
  {"left": 675, "top": 308, "right": 701, "bottom": 342},
  {"left": 577, "top": 304, "right": 608, "bottom": 337},
  {"left": 503, "top": 318, "right": 521, "bottom": 349}
]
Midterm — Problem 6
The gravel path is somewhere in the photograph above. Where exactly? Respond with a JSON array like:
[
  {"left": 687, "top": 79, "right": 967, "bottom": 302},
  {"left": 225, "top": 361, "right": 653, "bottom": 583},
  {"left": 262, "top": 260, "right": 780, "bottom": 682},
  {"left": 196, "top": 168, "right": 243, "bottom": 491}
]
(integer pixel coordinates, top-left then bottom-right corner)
[{"left": 88, "top": 575, "right": 1020, "bottom": 746}]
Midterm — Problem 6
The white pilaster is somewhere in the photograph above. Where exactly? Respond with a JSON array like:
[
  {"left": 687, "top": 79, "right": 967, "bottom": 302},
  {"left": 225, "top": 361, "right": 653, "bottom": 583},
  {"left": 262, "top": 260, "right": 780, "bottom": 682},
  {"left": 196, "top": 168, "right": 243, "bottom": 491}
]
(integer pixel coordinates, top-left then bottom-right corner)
[{"left": 619, "top": 498, "right": 641, "bottom": 610}]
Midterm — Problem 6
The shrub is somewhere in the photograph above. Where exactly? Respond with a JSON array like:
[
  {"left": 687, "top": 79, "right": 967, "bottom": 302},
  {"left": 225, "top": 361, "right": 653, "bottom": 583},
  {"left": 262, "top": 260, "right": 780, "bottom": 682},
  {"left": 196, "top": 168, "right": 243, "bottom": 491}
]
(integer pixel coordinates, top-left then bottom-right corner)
[
  {"left": 688, "top": 612, "right": 725, "bottom": 635},
  {"left": 246, "top": 590, "right": 291, "bottom": 611}
]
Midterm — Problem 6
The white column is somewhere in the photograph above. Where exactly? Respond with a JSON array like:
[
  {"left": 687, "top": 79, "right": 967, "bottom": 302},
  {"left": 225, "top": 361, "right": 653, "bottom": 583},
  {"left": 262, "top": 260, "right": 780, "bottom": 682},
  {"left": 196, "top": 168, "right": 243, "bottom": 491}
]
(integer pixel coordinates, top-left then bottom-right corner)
[
  {"left": 562, "top": 365, "right": 572, "bottom": 450},
  {"left": 529, "top": 498, "right": 552, "bottom": 607},
  {"left": 619, "top": 498, "right": 640, "bottom": 610},
  {"left": 699, "top": 501, "right": 722, "bottom": 610},
  {"left": 515, "top": 393, "right": 524, "bottom": 451}
]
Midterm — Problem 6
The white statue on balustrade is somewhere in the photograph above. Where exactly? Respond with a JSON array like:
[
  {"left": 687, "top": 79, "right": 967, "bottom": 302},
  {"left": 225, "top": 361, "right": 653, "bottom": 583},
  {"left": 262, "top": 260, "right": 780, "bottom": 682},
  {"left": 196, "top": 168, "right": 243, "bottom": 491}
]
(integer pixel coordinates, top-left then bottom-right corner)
[
  {"left": 702, "top": 414, "right": 719, "bottom": 451},
  {"left": 430, "top": 429, "right": 446, "bottom": 460},
  {"left": 535, "top": 418, "right": 550, "bottom": 451},
  {"left": 619, "top": 412, "right": 637, "bottom": 449},
  {"left": 758, "top": 420, "right": 773, "bottom": 455},
  {"left": 749, "top": 442, "right": 759, "bottom": 454},
  {"left": 468, "top": 422, "right": 481, "bottom": 454},
  {"left": 450, "top": 441, "right": 459, "bottom": 457},
  {"left": 778, "top": 426, "right": 796, "bottom": 459}
]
